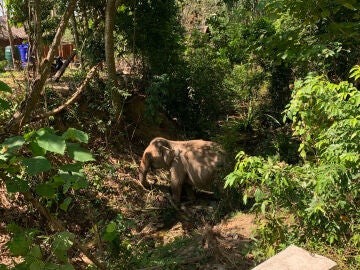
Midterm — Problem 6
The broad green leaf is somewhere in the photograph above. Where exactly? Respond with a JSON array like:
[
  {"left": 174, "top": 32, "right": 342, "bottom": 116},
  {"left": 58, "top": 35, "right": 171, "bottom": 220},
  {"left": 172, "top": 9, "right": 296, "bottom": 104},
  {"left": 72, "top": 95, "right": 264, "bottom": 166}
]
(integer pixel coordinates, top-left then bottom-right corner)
[
  {"left": 52, "top": 232, "right": 74, "bottom": 263},
  {"left": 6, "top": 223, "right": 23, "bottom": 234},
  {"left": 2, "top": 136, "right": 25, "bottom": 152},
  {"left": 28, "top": 245, "right": 42, "bottom": 260},
  {"left": 29, "top": 261, "right": 45, "bottom": 270},
  {"left": 54, "top": 172, "right": 81, "bottom": 183},
  {"left": 0, "top": 264, "right": 8, "bottom": 270},
  {"left": 5, "top": 177, "right": 29, "bottom": 193},
  {"left": 66, "top": 143, "right": 95, "bottom": 162},
  {"left": 36, "top": 127, "right": 55, "bottom": 137},
  {"left": 29, "top": 141, "right": 47, "bottom": 156},
  {"left": 72, "top": 179, "right": 88, "bottom": 190},
  {"left": 62, "top": 128, "right": 89, "bottom": 143},
  {"left": 102, "top": 231, "right": 117, "bottom": 242},
  {"left": 44, "top": 263, "right": 59, "bottom": 270},
  {"left": 60, "top": 197, "right": 72, "bottom": 212},
  {"left": 53, "top": 232, "right": 74, "bottom": 250},
  {"left": 35, "top": 183, "right": 57, "bottom": 198},
  {"left": 22, "top": 157, "right": 52, "bottom": 176},
  {"left": 36, "top": 133, "right": 66, "bottom": 155},
  {"left": 7, "top": 233, "right": 31, "bottom": 256},
  {"left": 106, "top": 221, "right": 116, "bottom": 233},
  {"left": 59, "top": 264, "right": 75, "bottom": 270},
  {"left": 59, "top": 162, "right": 83, "bottom": 172},
  {"left": 0, "top": 80, "right": 12, "bottom": 93},
  {"left": 0, "top": 98, "right": 10, "bottom": 110}
]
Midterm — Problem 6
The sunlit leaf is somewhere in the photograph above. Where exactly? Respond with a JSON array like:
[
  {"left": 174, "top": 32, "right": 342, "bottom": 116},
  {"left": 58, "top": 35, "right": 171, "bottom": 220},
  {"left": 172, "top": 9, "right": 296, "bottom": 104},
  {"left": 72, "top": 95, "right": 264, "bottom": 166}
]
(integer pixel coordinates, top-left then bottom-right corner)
[
  {"left": 66, "top": 143, "right": 95, "bottom": 162},
  {"left": 36, "top": 133, "right": 66, "bottom": 155},
  {"left": 2, "top": 136, "right": 25, "bottom": 152},
  {"left": 62, "top": 128, "right": 89, "bottom": 143}
]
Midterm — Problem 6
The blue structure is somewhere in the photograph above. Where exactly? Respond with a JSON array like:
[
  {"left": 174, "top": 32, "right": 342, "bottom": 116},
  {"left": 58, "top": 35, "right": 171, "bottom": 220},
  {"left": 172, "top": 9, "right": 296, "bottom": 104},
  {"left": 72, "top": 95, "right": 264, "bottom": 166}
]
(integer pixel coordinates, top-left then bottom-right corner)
[{"left": 17, "top": 44, "right": 28, "bottom": 68}]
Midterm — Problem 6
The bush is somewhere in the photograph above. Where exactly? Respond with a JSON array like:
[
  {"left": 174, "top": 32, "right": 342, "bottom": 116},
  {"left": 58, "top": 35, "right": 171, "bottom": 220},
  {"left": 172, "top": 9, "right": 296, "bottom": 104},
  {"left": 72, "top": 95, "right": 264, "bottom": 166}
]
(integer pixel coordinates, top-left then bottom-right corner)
[
  {"left": 0, "top": 60, "right": 8, "bottom": 71},
  {"left": 225, "top": 67, "right": 360, "bottom": 266}
]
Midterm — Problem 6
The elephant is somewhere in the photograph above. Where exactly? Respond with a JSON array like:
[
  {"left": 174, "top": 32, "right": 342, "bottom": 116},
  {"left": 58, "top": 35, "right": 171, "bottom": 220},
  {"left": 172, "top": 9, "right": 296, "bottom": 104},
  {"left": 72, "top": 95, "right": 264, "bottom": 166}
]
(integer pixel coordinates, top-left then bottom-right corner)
[{"left": 139, "top": 137, "right": 226, "bottom": 203}]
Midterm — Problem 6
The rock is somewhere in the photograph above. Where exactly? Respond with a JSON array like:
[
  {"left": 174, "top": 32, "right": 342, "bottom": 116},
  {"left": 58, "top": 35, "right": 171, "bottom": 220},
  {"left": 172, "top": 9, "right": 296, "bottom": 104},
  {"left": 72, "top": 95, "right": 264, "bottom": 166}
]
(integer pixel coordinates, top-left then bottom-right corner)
[{"left": 252, "top": 245, "right": 338, "bottom": 270}]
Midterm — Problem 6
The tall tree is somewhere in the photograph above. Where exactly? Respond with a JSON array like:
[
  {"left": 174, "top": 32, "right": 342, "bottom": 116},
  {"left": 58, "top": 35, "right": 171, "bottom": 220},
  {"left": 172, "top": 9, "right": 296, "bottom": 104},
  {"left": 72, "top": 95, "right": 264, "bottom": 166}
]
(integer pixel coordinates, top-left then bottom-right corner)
[
  {"left": 7, "top": 0, "right": 77, "bottom": 133},
  {"left": 1, "top": 0, "right": 20, "bottom": 70},
  {"left": 105, "top": 0, "right": 122, "bottom": 120},
  {"left": 70, "top": 10, "right": 82, "bottom": 67}
]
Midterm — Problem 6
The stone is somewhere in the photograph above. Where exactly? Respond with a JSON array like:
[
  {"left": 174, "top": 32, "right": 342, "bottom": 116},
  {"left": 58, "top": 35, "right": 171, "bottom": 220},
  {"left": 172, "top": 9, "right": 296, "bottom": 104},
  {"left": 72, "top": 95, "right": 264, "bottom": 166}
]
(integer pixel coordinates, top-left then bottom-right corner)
[{"left": 252, "top": 245, "right": 338, "bottom": 270}]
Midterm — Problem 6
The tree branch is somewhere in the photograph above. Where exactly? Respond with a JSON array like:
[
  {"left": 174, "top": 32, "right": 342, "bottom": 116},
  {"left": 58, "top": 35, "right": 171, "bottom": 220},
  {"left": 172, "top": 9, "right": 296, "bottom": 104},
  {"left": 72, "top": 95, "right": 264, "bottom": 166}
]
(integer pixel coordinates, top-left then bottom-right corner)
[
  {"left": 33, "top": 62, "right": 102, "bottom": 121},
  {"left": 52, "top": 50, "right": 77, "bottom": 82},
  {"left": 46, "top": 0, "right": 77, "bottom": 62}
]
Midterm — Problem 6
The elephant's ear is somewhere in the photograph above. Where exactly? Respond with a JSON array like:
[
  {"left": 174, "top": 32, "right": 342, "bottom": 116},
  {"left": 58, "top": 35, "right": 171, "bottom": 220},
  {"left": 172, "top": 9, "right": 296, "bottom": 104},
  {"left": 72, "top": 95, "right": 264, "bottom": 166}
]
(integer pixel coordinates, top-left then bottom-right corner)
[{"left": 161, "top": 146, "right": 175, "bottom": 167}]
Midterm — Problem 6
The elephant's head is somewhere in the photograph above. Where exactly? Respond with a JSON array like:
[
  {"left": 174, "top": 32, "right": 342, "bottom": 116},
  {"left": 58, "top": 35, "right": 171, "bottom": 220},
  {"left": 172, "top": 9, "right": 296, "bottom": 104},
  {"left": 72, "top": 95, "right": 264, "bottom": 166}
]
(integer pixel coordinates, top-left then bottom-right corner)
[{"left": 139, "top": 138, "right": 175, "bottom": 186}]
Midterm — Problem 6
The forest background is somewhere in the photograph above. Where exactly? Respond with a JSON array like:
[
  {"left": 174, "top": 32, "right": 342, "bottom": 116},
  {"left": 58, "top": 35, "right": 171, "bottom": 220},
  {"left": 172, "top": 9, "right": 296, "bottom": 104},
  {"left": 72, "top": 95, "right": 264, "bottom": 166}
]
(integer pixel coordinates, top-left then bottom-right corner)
[{"left": 0, "top": 0, "right": 359, "bottom": 269}]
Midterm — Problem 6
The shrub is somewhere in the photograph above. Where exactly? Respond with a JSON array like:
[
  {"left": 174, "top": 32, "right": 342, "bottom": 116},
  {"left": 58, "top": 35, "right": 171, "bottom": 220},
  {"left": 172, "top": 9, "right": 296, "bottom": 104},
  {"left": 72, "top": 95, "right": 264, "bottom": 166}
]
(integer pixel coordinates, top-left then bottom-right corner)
[{"left": 225, "top": 67, "right": 360, "bottom": 266}]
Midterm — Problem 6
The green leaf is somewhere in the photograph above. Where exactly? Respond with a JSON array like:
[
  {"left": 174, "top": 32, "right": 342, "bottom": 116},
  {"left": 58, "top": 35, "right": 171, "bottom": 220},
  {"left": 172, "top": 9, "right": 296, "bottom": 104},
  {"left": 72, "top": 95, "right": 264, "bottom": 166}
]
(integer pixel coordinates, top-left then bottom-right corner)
[
  {"left": 53, "top": 172, "right": 86, "bottom": 192},
  {"left": 52, "top": 232, "right": 74, "bottom": 263},
  {"left": 28, "top": 245, "right": 42, "bottom": 260},
  {"left": 59, "top": 162, "right": 83, "bottom": 172},
  {"left": 7, "top": 233, "right": 31, "bottom": 256},
  {"left": 0, "top": 264, "right": 8, "bottom": 270},
  {"left": 59, "top": 264, "right": 75, "bottom": 270},
  {"left": 36, "top": 133, "right": 66, "bottom": 155},
  {"left": 261, "top": 200, "right": 268, "bottom": 214},
  {"left": 29, "top": 261, "right": 45, "bottom": 270},
  {"left": 62, "top": 128, "right": 89, "bottom": 143},
  {"left": 29, "top": 141, "right": 47, "bottom": 156},
  {"left": 0, "top": 98, "right": 11, "bottom": 110},
  {"left": 106, "top": 221, "right": 116, "bottom": 233},
  {"left": 22, "top": 157, "right": 52, "bottom": 176},
  {"left": 35, "top": 183, "right": 57, "bottom": 198},
  {"left": 342, "top": 2, "right": 355, "bottom": 10},
  {"left": 60, "top": 197, "right": 72, "bottom": 212},
  {"left": 0, "top": 80, "right": 12, "bottom": 93},
  {"left": 36, "top": 127, "right": 55, "bottom": 136},
  {"left": 2, "top": 136, "right": 25, "bottom": 153},
  {"left": 254, "top": 188, "right": 265, "bottom": 202},
  {"left": 72, "top": 179, "right": 88, "bottom": 190},
  {"left": 44, "top": 262, "right": 59, "bottom": 270},
  {"left": 66, "top": 143, "right": 95, "bottom": 162},
  {"left": 5, "top": 177, "right": 29, "bottom": 193}
]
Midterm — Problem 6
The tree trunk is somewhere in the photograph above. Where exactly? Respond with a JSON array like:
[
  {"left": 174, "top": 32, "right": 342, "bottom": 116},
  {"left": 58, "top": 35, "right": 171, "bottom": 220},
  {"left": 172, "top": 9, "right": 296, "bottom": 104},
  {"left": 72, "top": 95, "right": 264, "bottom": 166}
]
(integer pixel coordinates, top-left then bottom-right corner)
[
  {"left": 5, "top": 5, "right": 20, "bottom": 70},
  {"left": 52, "top": 49, "right": 77, "bottom": 82},
  {"left": 70, "top": 11, "right": 83, "bottom": 67},
  {"left": 7, "top": 0, "right": 77, "bottom": 134},
  {"left": 33, "top": 0, "right": 43, "bottom": 69},
  {"left": 105, "top": 0, "right": 123, "bottom": 120}
]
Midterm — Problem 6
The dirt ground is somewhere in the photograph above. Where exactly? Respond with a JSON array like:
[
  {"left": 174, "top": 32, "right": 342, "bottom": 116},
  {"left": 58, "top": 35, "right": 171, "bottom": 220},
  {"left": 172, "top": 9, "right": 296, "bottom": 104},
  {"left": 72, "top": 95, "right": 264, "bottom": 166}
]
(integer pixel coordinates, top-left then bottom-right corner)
[
  {"left": 0, "top": 154, "right": 257, "bottom": 269},
  {"left": 0, "top": 71, "right": 257, "bottom": 269}
]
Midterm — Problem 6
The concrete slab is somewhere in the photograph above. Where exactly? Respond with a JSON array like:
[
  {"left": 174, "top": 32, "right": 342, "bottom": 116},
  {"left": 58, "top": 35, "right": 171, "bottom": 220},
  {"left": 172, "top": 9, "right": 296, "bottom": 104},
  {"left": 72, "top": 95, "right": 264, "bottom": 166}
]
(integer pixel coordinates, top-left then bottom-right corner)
[{"left": 252, "top": 245, "right": 338, "bottom": 270}]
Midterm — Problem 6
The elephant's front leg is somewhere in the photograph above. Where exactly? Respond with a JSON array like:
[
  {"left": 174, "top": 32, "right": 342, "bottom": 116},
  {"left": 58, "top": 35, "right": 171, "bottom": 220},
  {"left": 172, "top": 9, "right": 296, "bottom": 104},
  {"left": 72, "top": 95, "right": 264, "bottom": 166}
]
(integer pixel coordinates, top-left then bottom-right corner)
[{"left": 170, "top": 163, "right": 186, "bottom": 203}]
